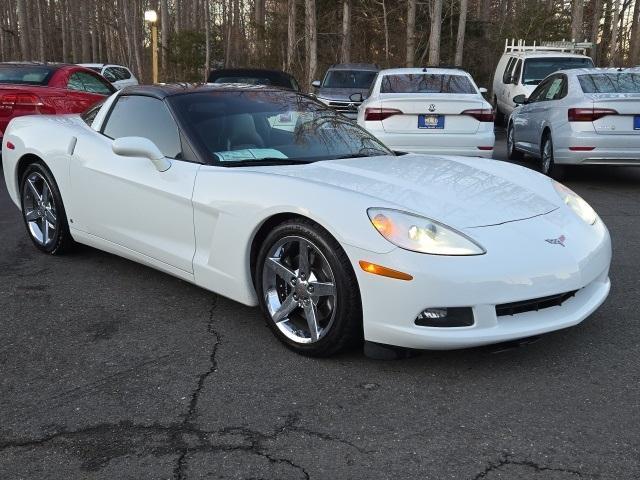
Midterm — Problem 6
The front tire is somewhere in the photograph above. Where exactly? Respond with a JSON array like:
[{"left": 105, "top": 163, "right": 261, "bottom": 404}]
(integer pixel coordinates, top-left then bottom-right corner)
[
  {"left": 20, "top": 162, "right": 74, "bottom": 254},
  {"left": 255, "top": 219, "right": 362, "bottom": 357},
  {"left": 540, "top": 134, "right": 565, "bottom": 180}
]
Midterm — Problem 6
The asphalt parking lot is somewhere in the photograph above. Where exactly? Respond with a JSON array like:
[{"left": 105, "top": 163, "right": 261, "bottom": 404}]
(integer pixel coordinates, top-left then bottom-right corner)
[{"left": 1, "top": 129, "right": 639, "bottom": 480}]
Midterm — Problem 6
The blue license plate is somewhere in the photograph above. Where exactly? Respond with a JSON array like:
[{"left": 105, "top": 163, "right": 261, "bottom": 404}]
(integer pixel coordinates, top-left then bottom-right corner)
[
  {"left": 418, "top": 114, "right": 445, "bottom": 129},
  {"left": 634, "top": 115, "right": 640, "bottom": 130}
]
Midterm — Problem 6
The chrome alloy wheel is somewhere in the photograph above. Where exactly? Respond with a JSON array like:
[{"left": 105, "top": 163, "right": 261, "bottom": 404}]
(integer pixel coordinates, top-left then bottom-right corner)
[
  {"left": 21, "top": 172, "right": 58, "bottom": 247},
  {"left": 262, "top": 236, "right": 337, "bottom": 344},
  {"left": 542, "top": 138, "right": 553, "bottom": 174}
]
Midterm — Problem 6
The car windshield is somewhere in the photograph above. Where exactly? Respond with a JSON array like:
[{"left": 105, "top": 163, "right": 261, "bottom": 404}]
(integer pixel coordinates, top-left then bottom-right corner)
[
  {"left": 322, "top": 70, "right": 377, "bottom": 89},
  {"left": 0, "top": 65, "right": 54, "bottom": 85},
  {"left": 169, "top": 90, "right": 392, "bottom": 165},
  {"left": 578, "top": 72, "right": 640, "bottom": 93},
  {"left": 380, "top": 74, "right": 476, "bottom": 93},
  {"left": 522, "top": 57, "right": 594, "bottom": 85}
]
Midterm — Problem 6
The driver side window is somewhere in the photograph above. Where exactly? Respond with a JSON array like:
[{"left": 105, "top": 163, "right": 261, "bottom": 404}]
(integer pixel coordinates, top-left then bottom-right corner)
[
  {"left": 102, "top": 95, "right": 182, "bottom": 159},
  {"left": 527, "top": 78, "right": 552, "bottom": 103}
]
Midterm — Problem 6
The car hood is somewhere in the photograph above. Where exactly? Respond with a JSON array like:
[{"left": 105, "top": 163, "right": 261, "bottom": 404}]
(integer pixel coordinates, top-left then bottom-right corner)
[
  {"left": 316, "top": 87, "right": 369, "bottom": 101},
  {"left": 252, "top": 154, "right": 560, "bottom": 229}
]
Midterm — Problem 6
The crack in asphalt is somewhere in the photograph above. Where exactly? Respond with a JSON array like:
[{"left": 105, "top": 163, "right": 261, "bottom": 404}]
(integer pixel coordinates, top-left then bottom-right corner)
[
  {"left": 0, "top": 296, "right": 365, "bottom": 479},
  {"left": 471, "top": 453, "right": 584, "bottom": 479},
  {"left": 174, "top": 296, "right": 221, "bottom": 480}
]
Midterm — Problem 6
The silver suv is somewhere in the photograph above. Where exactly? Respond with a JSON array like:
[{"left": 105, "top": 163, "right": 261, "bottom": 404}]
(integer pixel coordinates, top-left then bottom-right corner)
[{"left": 312, "top": 64, "right": 379, "bottom": 119}]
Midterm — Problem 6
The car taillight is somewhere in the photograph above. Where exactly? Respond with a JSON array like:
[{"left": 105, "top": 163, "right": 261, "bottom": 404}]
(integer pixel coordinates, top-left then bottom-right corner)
[
  {"left": 364, "top": 107, "right": 403, "bottom": 121},
  {"left": 568, "top": 108, "right": 618, "bottom": 122},
  {"left": 461, "top": 109, "right": 495, "bottom": 122},
  {"left": 0, "top": 93, "right": 55, "bottom": 115}
]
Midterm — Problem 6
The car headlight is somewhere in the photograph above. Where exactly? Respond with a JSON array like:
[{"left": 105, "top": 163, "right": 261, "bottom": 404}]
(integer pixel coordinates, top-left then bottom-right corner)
[
  {"left": 553, "top": 181, "right": 597, "bottom": 225},
  {"left": 367, "top": 208, "right": 485, "bottom": 255}
]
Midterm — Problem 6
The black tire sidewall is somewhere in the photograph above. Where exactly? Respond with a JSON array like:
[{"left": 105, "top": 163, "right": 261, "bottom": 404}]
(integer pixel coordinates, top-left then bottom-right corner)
[
  {"left": 255, "top": 220, "right": 362, "bottom": 357},
  {"left": 20, "top": 162, "right": 72, "bottom": 255}
]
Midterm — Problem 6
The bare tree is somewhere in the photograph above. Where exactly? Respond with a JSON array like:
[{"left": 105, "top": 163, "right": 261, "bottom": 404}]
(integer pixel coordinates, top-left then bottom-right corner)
[
  {"left": 287, "top": 0, "right": 296, "bottom": 71},
  {"left": 305, "top": 0, "right": 317, "bottom": 90},
  {"left": 16, "top": 0, "right": 30, "bottom": 60},
  {"left": 161, "top": 0, "right": 169, "bottom": 78},
  {"left": 571, "top": 0, "right": 585, "bottom": 41},
  {"left": 341, "top": 0, "right": 351, "bottom": 63},
  {"left": 428, "top": 0, "right": 443, "bottom": 65},
  {"left": 255, "top": 0, "right": 266, "bottom": 65},
  {"left": 406, "top": 0, "right": 416, "bottom": 67},
  {"left": 630, "top": 0, "right": 640, "bottom": 65},
  {"left": 608, "top": 0, "right": 622, "bottom": 65},
  {"left": 454, "top": 0, "right": 468, "bottom": 67}
]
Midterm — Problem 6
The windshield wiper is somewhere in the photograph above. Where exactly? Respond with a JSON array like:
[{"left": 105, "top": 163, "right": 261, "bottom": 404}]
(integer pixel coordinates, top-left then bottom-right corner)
[
  {"left": 330, "top": 152, "right": 389, "bottom": 160},
  {"left": 220, "top": 158, "right": 317, "bottom": 168}
]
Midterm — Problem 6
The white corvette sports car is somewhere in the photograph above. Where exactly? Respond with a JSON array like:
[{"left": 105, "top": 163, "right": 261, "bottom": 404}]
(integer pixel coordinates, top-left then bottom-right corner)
[{"left": 2, "top": 84, "right": 611, "bottom": 357}]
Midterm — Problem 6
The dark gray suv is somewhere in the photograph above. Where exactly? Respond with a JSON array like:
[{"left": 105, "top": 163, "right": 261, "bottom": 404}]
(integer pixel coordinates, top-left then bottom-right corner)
[{"left": 312, "top": 63, "right": 379, "bottom": 119}]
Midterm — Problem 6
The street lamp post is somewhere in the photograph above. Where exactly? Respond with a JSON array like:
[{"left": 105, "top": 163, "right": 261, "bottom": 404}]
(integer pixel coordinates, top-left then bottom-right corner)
[{"left": 145, "top": 10, "right": 158, "bottom": 84}]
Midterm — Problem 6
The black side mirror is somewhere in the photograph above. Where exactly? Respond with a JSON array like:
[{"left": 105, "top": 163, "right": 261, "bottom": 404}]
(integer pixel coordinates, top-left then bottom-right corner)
[
  {"left": 349, "top": 92, "right": 364, "bottom": 102},
  {"left": 512, "top": 94, "right": 527, "bottom": 105}
]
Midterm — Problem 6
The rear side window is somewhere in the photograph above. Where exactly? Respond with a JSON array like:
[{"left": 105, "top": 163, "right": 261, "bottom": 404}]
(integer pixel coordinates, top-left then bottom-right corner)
[
  {"left": 0, "top": 65, "right": 54, "bottom": 85},
  {"left": 81, "top": 100, "right": 105, "bottom": 126},
  {"left": 68, "top": 71, "right": 114, "bottom": 95},
  {"left": 578, "top": 73, "right": 640, "bottom": 93},
  {"left": 380, "top": 74, "right": 476, "bottom": 94},
  {"left": 116, "top": 67, "right": 132, "bottom": 80},
  {"left": 103, "top": 95, "right": 182, "bottom": 159},
  {"left": 502, "top": 57, "right": 516, "bottom": 83},
  {"left": 512, "top": 60, "right": 523, "bottom": 84}
]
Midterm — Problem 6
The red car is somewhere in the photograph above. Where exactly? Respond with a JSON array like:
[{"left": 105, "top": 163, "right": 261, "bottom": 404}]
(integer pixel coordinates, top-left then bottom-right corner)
[{"left": 0, "top": 62, "right": 115, "bottom": 142}]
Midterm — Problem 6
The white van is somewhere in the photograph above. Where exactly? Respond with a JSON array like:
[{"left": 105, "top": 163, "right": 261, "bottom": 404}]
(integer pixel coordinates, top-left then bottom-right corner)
[{"left": 492, "top": 40, "right": 594, "bottom": 122}]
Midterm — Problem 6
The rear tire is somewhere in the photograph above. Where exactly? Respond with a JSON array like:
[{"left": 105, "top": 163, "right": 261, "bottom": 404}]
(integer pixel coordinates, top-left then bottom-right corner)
[
  {"left": 540, "top": 134, "right": 565, "bottom": 180},
  {"left": 255, "top": 219, "right": 362, "bottom": 357},
  {"left": 493, "top": 97, "right": 505, "bottom": 126},
  {"left": 507, "top": 122, "right": 524, "bottom": 161},
  {"left": 20, "top": 162, "right": 74, "bottom": 255}
]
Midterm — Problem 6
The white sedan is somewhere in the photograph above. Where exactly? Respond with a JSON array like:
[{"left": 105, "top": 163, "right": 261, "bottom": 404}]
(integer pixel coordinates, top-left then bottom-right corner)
[
  {"left": 2, "top": 85, "right": 611, "bottom": 357},
  {"left": 356, "top": 68, "right": 495, "bottom": 157},
  {"left": 509, "top": 68, "right": 640, "bottom": 178}
]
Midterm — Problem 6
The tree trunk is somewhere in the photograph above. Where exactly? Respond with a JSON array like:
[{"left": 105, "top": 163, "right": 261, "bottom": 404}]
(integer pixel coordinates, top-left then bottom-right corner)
[
  {"left": 17, "top": 0, "right": 30, "bottom": 60},
  {"left": 571, "top": 0, "right": 585, "bottom": 41},
  {"left": 80, "top": 0, "right": 91, "bottom": 62},
  {"left": 428, "top": 0, "right": 443, "bottom": 65},
  {"left": 287, "top": 0, "right": 296, "bottom": 71},
  {"left": 341, "top": 0, "right": 351, "bottom": 64},
  {"left": 305, "top": 0, "right": 317, "bottom": 91},
  {"left": 406, "top": 0, "right": 416, "bottom": 67},
  {"left": 608, "top": 0, "right": 621, "bottom": 65},
  {"left": 255, "top": 0, "right": 266, "bottom": 65},
  {"left": 454, "top": 0, "right": 468, "bottom": 67},
  {"left": 204, "top": 0, "right": 211, "bottom": 81},
  {"left": 161, "top": 0, "right": 170, "bottom": 78},
  {"left": 629, "top": 0, "right": 640, "bottom": 65},
  {"left": 590, "top": 0, "right": 602, "bottom": 63},
  {"left": 35, "top": 0, "right": 45, "bottom": 61}
]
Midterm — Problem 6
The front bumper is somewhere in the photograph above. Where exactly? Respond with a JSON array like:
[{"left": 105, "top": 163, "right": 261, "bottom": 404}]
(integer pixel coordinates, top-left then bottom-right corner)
[{"left": 344, "top": 210, "right": 611, "bottom": 350}]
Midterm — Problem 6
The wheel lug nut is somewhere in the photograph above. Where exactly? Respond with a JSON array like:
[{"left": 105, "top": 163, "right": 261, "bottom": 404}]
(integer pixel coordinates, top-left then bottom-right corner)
[
  {"left": 307, "top": 285, "right": 314, "bottom": 292},
  {"left": 293, "top": 293, "right": 298, "bottom": 300},
  {"left": 291, "top": 278, "right": 297, "bottom": 285}
]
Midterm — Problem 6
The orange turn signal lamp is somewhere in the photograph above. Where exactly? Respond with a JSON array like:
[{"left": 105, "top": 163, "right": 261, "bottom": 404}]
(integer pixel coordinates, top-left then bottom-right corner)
[{"left": 359, "top": 260, "right": 413, "bottom": 281}]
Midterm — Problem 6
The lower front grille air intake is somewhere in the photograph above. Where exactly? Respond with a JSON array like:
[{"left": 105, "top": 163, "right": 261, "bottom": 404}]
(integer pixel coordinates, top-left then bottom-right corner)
[{"left": 496, "top": 290, "right": 579, "bottom": 317}]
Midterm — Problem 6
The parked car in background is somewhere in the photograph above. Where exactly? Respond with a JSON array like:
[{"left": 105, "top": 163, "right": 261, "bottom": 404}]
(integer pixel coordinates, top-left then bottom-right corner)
[
  {"left": 493, "top": 40, "right": 594, "bottom": 123},
  {"left": 312, "top": 63, "right": 379, "bottom": 119},
  {"left": 0, "top": 62, "right": 115, "bottom": 145},
  {"left": 508, "top": 68, "right": 640, "bottom": 178},
  {"left": 207, "top": 68, "right": 301, "bottom": 91},
  {"left": 79, "top": 63, "right": 138, "bottom": 90},
  {"left": 357, "top": 67, "right": 495, "bottom": 157}
]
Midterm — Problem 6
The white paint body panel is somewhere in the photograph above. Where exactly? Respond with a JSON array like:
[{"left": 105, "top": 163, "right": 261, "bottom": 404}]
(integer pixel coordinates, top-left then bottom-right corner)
[{"left": 2, "top": 107, "right": 612, "bottom": 350}]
